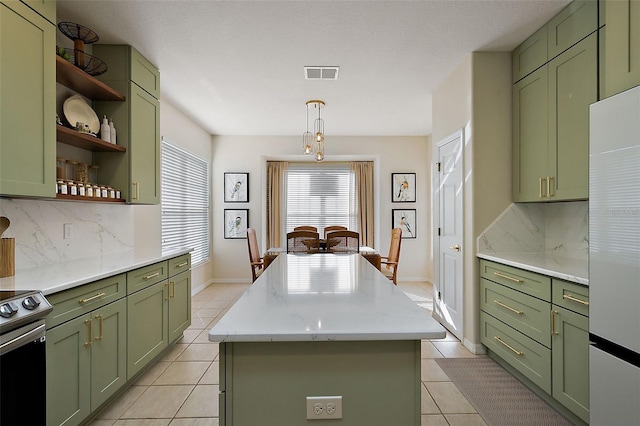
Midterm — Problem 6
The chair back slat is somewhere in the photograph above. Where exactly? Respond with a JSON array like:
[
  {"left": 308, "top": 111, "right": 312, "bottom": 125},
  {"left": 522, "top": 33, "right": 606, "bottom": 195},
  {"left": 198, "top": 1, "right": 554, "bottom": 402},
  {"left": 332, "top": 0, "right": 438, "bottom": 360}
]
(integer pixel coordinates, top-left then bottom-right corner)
[
  {"left": 246, "top": 228, "right": 263, "bottom": 282},
  {"left": 287, "top": 231, "right": 320, "bottom": 253},
  {"left": 323, "top": 225, "right": 347, "bottom": 238},
  {"left": 326, "top": 230, "right": 360, "bottom": 253},
  {"left": 293, "top": 226, "right": 318, "bottom": 232}
]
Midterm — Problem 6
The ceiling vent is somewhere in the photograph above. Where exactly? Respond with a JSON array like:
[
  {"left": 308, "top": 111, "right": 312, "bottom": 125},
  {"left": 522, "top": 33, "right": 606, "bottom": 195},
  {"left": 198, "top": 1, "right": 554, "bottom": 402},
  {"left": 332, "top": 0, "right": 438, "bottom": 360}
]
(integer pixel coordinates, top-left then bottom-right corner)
[{"left": 304, "top": 66, "right": 339, "bottom": 80}]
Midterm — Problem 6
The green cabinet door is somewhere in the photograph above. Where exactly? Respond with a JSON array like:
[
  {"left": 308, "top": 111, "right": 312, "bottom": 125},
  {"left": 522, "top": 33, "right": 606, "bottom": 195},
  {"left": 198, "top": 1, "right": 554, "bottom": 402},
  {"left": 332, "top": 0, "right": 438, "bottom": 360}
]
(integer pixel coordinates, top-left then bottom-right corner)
[
  {"left": 46, "top": 314, "right": 91, "bottom": 426},
  {"left": 168, "top": 270, "right": 191, "bottom": 343},
  {"left": 512, "top": 65, "right": 548, "bottom": 202},
  {"left": 0, "top": 0, "right": 55, "bottom": 198},
  {"left": 20, "top": 0, "right": 55, "bottom": 23},
  {"left": 90, "top": 298, "right": 127, "bottom": 409},
  {"left": 129, "top": 83, "right": 160, "bottom": 204},
  {"left": 552, "top": 306, "right": 590, "bottom": 423},
  {"left": 512, "top": 25, "right": 548, "bottom": 83},
  {"left": 548, "top": 33, "right": 597, "bottom": 200},
  {"left": 547, "top": 0, "right": 598, "bottom": 59},
  {"left": 127, "top": 280, "right": 168, "bottom": 379},
  {"left": 604, "top": 0, "right": 640, "bottom": 97}
]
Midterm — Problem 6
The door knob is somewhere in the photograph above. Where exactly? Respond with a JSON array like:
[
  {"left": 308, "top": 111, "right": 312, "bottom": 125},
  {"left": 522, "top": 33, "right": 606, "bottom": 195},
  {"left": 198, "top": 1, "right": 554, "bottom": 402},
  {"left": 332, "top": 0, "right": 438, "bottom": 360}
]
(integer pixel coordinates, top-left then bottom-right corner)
[{"left": 449, "top": 245, "right": 461, "bottom": 252}]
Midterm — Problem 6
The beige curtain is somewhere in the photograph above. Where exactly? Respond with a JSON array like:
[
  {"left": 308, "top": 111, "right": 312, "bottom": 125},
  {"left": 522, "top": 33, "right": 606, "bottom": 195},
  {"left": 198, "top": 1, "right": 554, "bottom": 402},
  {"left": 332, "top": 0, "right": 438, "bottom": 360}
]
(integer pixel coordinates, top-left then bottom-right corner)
[
  {"left": 266, "top": 161, "right": 288, "bottom": 249},
  {"left": 350, "top": 161, "right": 374, "bottom": 248}
]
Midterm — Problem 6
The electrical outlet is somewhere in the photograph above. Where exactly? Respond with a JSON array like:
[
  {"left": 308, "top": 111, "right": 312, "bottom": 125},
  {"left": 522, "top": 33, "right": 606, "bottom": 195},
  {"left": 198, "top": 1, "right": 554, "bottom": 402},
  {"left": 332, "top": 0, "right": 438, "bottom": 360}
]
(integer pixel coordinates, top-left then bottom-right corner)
[
  {"left": 63, "top": 223, "right": 73, "bottom": 239},
  {"left": 306, "top": 396, "right": 342, "bottom": 420}
]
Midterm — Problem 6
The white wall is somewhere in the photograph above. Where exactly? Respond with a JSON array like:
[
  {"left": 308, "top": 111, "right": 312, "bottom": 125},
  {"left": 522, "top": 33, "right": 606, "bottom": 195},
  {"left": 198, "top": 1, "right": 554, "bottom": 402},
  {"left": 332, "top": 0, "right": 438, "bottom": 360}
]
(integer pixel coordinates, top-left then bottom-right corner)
[{"left": 210, "top": 135, "right": 431, "bottom": 283}]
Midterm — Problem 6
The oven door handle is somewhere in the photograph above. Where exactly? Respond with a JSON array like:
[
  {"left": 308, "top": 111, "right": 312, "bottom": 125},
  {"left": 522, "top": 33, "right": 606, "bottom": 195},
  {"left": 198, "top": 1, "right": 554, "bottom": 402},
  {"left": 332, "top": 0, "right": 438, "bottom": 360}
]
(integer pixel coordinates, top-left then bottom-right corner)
[{"left": 0, "top": 321, "right": 46, "bottom": 356}]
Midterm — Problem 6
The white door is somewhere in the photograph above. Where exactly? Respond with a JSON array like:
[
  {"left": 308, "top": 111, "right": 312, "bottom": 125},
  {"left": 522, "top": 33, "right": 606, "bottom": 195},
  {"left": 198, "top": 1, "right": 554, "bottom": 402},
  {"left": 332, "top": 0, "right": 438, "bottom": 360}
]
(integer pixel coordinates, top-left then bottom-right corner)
[{"left": 433, "top": 130, "right": 464, "bottom": 339}]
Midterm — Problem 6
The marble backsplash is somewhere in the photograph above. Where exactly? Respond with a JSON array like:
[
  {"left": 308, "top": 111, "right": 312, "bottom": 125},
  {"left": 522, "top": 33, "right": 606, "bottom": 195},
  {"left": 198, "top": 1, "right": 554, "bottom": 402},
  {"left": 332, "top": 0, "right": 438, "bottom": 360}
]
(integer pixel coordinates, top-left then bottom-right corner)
[
  {"left": 0, "top": 198, "right": 133, "bottom": 270},
  {"left": 478, "top": 201, "right": 588, "bottom": 260}
]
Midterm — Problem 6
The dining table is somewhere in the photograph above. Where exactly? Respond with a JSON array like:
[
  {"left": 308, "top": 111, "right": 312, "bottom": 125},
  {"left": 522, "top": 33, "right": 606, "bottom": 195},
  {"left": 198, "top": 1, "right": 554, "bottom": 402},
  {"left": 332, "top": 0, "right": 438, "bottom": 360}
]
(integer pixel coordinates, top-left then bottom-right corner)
[
  {"left": 209, "top": 253, "right": 446, "bottom": 425},
  {"left": 263, "top": 244, "right": 381, "bottom": 270}
]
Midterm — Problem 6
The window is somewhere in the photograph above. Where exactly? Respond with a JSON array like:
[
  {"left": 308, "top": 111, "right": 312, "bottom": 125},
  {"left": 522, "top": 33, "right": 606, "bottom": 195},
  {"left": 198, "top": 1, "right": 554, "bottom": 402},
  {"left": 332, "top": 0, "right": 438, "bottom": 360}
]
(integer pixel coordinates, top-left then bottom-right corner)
[
  {"left": 286, "top": 162, "right": 356, "bottom": 232},
  {"left": 161, "top": 139, "right": 210, "bottom": 266}
]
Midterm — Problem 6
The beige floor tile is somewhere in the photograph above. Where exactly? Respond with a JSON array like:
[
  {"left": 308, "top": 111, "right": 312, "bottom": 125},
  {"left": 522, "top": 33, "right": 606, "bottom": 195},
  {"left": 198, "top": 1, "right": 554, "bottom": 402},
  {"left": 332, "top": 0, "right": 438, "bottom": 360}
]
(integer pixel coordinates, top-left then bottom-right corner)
[
  {"left": 160, "top": 343, "right": 188, "bottom": 362},
  {"left": 89, "top": 420, "right": 115, "bottom": 426},
  {"left": 154, "top": 361, "right": 210, "bottom": 385},
  {"left": 444, "top": 414, "right": 488, "bottom": 426},
  {"left": 421, "top": 383, "right": 441, "bottom": 414},
  {"left": 188, "top": 316, "right": 215, "bottom": 330},
  {"left": 169, "top": 419, "right": 219, "bottom": 426},
  {"left": 121, "top": 385, "right": 194, "bottom": 419},
  {"left": 175, "top": 385, "right": 219, "bottom": 418},
  {"left": 176, "top": 344, "right": 218, "bottom": 362},
  {"left": 193, "top": 329, "right": 216, "bottom": 344},
  {"left": 176, "top": 329, "right": 200, "bottom": 344},
  {"left": 431, "top": 341, "right": 480, "bottom": 358},
  {"left": 199, "top": 361, "right": 219, "bottom": 385},
  {"left": 201, "top": 299, "right": 232, "bottom": 309},
  {"left": 191, "top": 301, "right": 206, "bottom": 309},
  {"left": 113, "top": 420, "right": 171, "bottom": 426},
  {"left": 194, "top": 308, "right": 224, "bottom": 318},
  {"left": 95, "top": 385, "right": 148, "bottom": 420},
  {"left": 421, "top": 359, "right": 450, "bottom": 382},
  {"left": 134, "top": 361, "right": 171, "bottom": 386},
  {"left": 420, "top": 414, "right": 449, "bottom": 426},
  {"left": 431, "top": 330, "right": 461, "bottom": 342},
  {"left": 421, "top": 341, "right": 444, "bottom": 359},
  {"left": 424, "top": 382, "right": 476, "bottom": 414}
]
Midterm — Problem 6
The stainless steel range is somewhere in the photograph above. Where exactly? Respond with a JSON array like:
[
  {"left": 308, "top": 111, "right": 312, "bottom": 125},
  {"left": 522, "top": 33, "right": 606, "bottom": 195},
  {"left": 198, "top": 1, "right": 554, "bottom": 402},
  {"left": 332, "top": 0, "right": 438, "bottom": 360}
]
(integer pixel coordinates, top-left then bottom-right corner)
[{"left": 0, "top": 290, "right": 53, "bottom": 425}]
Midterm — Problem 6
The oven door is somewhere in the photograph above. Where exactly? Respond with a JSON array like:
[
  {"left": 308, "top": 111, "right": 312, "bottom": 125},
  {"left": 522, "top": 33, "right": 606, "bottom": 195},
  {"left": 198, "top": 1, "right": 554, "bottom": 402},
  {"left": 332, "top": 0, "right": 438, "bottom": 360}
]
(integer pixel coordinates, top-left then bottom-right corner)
[{"left": 0, "top": 319, "right": 46, "bottom": 426}]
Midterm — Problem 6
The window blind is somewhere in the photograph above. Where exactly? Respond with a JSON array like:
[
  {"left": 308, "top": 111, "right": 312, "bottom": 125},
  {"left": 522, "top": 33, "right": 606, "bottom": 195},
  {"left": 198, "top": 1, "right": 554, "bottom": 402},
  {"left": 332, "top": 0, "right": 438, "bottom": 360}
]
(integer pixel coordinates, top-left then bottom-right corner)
[
  {"left": 286, "top": 162, "right": 356, "bottom": 233},
  {"left": 161, "top": 139, "right": 210, "bottom": 266}
]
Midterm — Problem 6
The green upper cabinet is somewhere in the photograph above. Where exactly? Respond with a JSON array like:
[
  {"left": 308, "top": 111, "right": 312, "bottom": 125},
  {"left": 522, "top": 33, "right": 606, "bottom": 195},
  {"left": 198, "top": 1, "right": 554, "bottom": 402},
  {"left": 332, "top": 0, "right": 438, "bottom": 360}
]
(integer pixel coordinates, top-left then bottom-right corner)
[
  {"left": 20, "top": 0, "right": 55, "bottom": 23},
  {"left": 92, "top": 44, "right": 161, "bottom": 204},
  {"left": 512, "top": 26, "right": 548, "bottom": 83},
  {"left": 0, "top": 0, "right": 55, "bottom": 198},
  {"left": 603, "top": 0, "right": 640, "bottom": 97},
  {"left": 547, "top": 0, "right": 598, "bottom": 59}
]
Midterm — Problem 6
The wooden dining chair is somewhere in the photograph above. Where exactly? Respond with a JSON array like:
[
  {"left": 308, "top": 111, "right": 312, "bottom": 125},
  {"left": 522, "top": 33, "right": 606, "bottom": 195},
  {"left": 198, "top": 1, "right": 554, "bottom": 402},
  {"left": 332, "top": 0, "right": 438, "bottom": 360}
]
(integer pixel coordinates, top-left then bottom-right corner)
[
  {"left": 293, "top": 226, "right": 318, "bottom": 232},
  {"left": 246, "top": 228, "right": 263, "bottom": 282},
  {"left": 381, "top": 227, "right": 402, "bottom": 284},
  {"left": 323, "top": 225, "right": 348, "bottom": 238},
  {"left": 287, "top": 230, "right": 320, "bottom": 253},
  {"left": 325, "top": 230, "right": 360, "bottom": 253}
]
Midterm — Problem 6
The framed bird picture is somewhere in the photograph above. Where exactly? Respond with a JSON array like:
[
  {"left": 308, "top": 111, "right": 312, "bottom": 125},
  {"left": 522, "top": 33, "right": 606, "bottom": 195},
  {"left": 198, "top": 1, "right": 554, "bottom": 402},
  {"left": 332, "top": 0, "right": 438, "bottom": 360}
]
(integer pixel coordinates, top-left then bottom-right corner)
[
  {"left": 224, "top": 172, "right": 249, "bottom": 202},
  {"left": 392, "top": 209, "right": 416, "bottom": 239},
  {"left": 224, "top": 209, "right": 249, "bottom": 239},
  {"left": 391, "top": 173, "right": 416, "bottom": 202}
]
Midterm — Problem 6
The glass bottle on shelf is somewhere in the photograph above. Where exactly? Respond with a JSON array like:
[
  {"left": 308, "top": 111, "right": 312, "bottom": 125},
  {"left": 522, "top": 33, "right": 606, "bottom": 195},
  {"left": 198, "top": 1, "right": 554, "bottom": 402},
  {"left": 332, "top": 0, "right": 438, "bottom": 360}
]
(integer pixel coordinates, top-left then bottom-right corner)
[
  {"left": 75, "top": 163, "right": 89, "bottom": 184},
  {"left": 89, "top": 165, "right": 99, "bottom": 185},
  {"left": 66, "top": 161, "right": 77, "bottom": 184},
  {"left": 57, "top": 157, "right": 67, "bottom": 180}
]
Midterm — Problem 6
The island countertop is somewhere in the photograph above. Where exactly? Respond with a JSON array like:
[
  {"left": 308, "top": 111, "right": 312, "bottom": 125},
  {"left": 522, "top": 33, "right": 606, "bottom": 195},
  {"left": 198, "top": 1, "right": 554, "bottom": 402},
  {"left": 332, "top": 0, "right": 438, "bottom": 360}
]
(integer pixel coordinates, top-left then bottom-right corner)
[{"left": 209, "top": 253, "right": 446, "bottom": 342}]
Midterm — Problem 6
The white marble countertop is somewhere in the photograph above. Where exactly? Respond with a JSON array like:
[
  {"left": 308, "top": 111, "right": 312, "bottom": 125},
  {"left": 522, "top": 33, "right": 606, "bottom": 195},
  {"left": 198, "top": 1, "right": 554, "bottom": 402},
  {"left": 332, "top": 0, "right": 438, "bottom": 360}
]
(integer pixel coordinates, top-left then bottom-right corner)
[
  {"left": 476, "top": 252, "right": 588, "bottom": 286},
  {"left": 209, "top": 253, "right": 446, "bottom": 343},
  {"left": 0, "top": 247, "right": 192, "bottom": 295}
]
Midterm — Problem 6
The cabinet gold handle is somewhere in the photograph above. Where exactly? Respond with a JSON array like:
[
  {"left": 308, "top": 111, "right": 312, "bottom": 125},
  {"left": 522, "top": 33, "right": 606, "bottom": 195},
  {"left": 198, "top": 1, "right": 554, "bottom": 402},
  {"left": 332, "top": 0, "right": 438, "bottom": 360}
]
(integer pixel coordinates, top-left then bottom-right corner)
[
  {"left": 494, "top": 336, "right": 523, "bottom": 356},
  {"left": 169, "top": 280, "right": 175, "bottom": 298},
  {"left": 494, "top": 300, "right": 523, "bottom": 315},
  {"left": 133, "top": 182, "right": 140, "bottom": 200},
  {"left": 79, "top": 292, "right": 106, "bottom": 304},
  {"left": 539, "top": 177, "right": 545, "bottom": 198},
  {"left": 95, "top": 315, "right": 103, "bottom": 341},
  {"left": 85, "top": 319, "right": 92, "bottom": 347},
  {"left": 547, "top": 176, "right": 554, "bottom": 197},
  {"left": 493, "top": 272, "right": 524, "bottom": 283},
  {"left": 176, "top": 261, "right": 188, "bottom": 268},
  {"left": 563, "top": 294, "right": 589, "bottom": 306},
  {"left": 551, "top": 310, "right": 559, "bottom": 335},
  {"left": 144, "top": 272, "right": 160, "bottom": 280},
  {"left": 165, "top": 282, "right": 170, "bottom": 301}
]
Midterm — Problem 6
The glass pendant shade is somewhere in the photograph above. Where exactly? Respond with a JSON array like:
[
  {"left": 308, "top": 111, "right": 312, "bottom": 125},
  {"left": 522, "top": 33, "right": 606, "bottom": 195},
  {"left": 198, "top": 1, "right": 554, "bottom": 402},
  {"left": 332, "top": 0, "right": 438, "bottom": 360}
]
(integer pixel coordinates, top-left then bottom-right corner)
[
  {"left": 314, "top": 140, "right": 324, "bottom": 161},
  {"left": 302, "top": 131, "right": 313, "bottom": 154},
  {"left": 304, "top": 100, "right": 325, "bottom": 161}
]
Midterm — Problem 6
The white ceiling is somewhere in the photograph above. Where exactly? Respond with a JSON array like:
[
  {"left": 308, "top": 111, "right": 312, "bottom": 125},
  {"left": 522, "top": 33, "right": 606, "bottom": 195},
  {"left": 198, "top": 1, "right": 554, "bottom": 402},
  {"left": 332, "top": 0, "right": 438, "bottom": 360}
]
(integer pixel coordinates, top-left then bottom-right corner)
[{"left": 56, "top": 0, "right": 571, "bottom": 137}]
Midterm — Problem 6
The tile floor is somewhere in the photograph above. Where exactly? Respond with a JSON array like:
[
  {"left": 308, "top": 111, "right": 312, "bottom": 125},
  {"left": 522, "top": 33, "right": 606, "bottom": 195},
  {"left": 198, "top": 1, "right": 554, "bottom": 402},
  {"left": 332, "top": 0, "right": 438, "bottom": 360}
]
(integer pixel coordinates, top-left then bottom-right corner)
[{"left": 89, "top": 281, "right": 487, "bottom": 426}]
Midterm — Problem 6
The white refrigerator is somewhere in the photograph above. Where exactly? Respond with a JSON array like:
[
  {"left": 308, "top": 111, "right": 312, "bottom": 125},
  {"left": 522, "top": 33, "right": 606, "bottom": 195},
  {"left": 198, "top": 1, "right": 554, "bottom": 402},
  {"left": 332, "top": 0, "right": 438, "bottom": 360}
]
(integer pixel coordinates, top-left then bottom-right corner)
[{"left": 589, "top": 86, "right": 640, "bottom": 425}]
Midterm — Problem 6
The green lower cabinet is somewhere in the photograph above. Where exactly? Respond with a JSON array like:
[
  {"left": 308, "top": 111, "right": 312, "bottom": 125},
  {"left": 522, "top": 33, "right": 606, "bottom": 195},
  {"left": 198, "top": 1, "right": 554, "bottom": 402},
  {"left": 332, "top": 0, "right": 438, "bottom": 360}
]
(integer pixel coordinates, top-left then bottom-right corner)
[
  {"left": 168, "top": 270, "right": 191, "bottom": 343},
  {"left": 552, "top": 305, "right": 590, "bottom": 423},
  {"left": 46, "top": 298, "right": 127, "bottom": 426}
]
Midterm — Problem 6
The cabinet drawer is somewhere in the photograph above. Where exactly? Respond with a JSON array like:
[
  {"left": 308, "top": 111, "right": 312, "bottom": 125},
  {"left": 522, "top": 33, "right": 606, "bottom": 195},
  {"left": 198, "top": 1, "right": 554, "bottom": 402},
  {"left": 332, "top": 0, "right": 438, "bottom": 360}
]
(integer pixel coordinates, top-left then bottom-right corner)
[
  {"left": 512, "top": 25, "right": 548, "bottom": 82},
  {"left": 481, "top": 278, "right": 551, "bottom": 347},
  {"left": 131, "top": 47, "right": 160, "bottom": 98},
  {"left": 127, "top": 261, "right": 168, "bottom": 294},
  {"left": 168, "top": 254, "right": 191, "bottom": 277},
  {"left": 481, "top": 311, "right": 551, "bottom": 393},
  {"left": 480, "top": 260, "right": 551, "bottom": 301},
  {"left": 547, "top": 0, "right": 598, "bottom": 60},
  {"left": 552, "top": 279, "right": 589, "bottom": 316},
  {"left": 46, "top": 274, "right": 126, "bottom": 329}
]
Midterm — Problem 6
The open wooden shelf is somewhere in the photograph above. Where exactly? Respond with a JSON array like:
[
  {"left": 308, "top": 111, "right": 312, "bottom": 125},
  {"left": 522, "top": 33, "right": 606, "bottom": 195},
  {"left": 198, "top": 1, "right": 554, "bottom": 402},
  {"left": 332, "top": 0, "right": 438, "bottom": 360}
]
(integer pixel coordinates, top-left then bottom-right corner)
[
  {"left": 56, "top": 56, "right": 125, "bottom": 101},
  {"left": 57, "top": 125, "right": 126, "bottom": 152},
  {"left": 56, "top": 194, "right": 126, "bottom": 203}
]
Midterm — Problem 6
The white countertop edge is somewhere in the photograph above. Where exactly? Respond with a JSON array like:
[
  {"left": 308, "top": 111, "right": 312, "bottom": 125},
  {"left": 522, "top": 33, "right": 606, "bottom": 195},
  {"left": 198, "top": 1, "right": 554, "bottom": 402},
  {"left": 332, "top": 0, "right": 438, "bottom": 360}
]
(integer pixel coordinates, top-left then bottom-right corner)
[
  {"left": 477, "top": 252, "right": 588, "bottom": 286},
  {"left": 209, "top": 330, "right": 447, "bottom": 343}
]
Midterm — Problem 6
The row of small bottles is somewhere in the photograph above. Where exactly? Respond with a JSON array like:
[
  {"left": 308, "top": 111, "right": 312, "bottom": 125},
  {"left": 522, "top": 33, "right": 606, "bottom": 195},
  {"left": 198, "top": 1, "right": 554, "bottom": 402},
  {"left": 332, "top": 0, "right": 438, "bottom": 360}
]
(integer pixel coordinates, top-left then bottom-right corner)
[
  {"left": 57, "top": 180, "right": 121, "bottom": 199},
  {"left": 101, "top": 115, "right": 117, "bottom": 144},
  {"left": 56, "top": 157, "right": 121, "bottom": 199}
]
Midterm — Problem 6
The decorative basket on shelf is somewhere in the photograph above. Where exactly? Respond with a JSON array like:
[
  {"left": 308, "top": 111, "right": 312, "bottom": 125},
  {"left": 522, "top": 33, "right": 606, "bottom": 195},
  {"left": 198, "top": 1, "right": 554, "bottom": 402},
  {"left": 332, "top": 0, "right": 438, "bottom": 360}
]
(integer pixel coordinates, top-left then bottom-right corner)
[
  {"left": 57, "top": 22, "right": 107, "bottom": 76},
  {"left": 66, "top": 49, "right": 107, "bottom": 76}
]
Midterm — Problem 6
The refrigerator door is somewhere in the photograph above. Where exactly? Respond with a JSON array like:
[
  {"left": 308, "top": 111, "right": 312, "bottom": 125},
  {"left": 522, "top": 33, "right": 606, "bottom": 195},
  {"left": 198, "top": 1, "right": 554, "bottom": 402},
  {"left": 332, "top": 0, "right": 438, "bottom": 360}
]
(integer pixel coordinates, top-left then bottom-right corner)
[
  {"left": 590, "top": 345, "right": 640, "bottom": 426},
  {"left": 589, "top": 86, "right": 640, "bottom": 354}
]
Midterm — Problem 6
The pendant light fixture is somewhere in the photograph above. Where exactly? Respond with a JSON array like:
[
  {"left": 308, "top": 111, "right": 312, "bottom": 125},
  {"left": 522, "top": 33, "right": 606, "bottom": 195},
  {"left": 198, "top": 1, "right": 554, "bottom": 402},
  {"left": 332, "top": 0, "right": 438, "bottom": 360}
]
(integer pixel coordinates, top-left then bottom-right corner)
[{"left": 303, "top": 100, "right": 325, "bottom": 161}]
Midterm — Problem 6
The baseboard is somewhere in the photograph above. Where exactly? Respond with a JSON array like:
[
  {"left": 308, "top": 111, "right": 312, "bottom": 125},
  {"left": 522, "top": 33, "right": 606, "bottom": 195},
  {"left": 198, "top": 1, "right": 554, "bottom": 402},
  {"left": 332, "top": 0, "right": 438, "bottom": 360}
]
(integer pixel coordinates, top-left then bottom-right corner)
[
  {"left": 463, "top": 338, "right": 487, "bottom": 355},
  {"left": 191, "top": 278, "right": 214, "bottom": 296},
  {"left": 210, "top": 278, "right": 252, "bottom": 285},
  {"left": 397, "top": 276, "right": 430, "bottom": 283}
]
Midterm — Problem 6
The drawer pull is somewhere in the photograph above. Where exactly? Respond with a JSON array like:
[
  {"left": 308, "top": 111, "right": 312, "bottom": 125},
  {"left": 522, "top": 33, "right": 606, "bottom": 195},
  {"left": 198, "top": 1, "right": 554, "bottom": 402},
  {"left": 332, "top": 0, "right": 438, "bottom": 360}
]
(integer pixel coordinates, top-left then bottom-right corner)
[
  {"left": 563, "top": 293, "right": 589, "bottom": 306},
  {"left": 493, "top": 272, "right": 524, "bottom": 283},
  {"left": 79, "top": 292, "right": 106, "bottom": 304},
  {"left": 547, "top": 176, "right": 554, "bottom": 197},
  {"left": 144, "top": 272, "right": 161, "bottom": 280},
  {"left": 494, "top": 300, "right": 523, "bottom": 315},
  {"left": 494, "top": 336, "right": 523, "bottom": 356},
  {"left": 85, "top": 319, "right": 92, "bottom": 347},
  {"left": 539, "top": 177, "right": 545, "bottom": 198},
  {"left": 551, "top": 310, "right": 559, "bottom": 335},
  {"left": 176, "top": 261, "right": 188, "bottom": 268},
  {"left": 95, "top": 314, "right": 103, "bottom": 341}
]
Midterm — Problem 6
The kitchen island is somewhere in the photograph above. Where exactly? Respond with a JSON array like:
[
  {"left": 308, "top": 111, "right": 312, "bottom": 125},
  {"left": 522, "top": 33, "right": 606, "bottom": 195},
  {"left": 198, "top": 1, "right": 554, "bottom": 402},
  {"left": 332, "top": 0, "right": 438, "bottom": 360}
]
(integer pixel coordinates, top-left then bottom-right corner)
[{"left": 209, "top": 253, "right": 446, "bottom": 426}]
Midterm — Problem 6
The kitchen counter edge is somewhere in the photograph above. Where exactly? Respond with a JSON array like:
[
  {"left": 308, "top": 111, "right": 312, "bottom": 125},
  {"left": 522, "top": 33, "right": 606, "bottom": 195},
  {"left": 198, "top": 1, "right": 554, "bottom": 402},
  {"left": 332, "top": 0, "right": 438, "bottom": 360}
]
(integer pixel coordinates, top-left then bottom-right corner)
[{"left": 477, "top": 252, "right": 588, "bottom": 286}]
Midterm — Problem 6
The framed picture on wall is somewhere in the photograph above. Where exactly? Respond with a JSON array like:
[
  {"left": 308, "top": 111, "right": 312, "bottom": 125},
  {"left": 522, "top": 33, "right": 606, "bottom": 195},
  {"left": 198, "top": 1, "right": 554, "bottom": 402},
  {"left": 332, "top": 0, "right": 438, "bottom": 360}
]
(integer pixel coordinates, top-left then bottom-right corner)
[
  {"left": 224, "top": 209, "right": 249, "bottom": 239},
  {"left": 391, "top": 173, "right": 416, "bottom": 202},
  {"left": 392, "top": 209, "right": 416, "bottom": 239},
  {"left": 224, "top": 172, "right": 249, "bottom": 202}
]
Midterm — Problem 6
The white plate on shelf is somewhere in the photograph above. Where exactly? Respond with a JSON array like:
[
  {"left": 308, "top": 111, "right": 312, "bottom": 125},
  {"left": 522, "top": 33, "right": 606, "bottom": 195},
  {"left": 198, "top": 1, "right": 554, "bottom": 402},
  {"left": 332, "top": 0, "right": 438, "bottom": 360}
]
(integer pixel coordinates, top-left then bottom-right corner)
[{"left": 63, "top": 94, "right": 100, "bottom": 134}]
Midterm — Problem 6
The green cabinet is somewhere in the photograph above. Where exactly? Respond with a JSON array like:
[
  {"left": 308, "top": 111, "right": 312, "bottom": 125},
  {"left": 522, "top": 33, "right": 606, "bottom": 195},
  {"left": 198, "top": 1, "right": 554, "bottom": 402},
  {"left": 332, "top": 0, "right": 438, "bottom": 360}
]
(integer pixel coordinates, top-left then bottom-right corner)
[
  {"left": 20, "top": 0, "right": 55, "bottom": 23},
  {"left": 169, "top": 270, "right": 191, "bottom": 342},
  {"left": 46, "top": 298, "right": 127, "bottom": 426},
  {"left": 547, "top": 0, "right": 598, "bottom": 59},
  {"left": 512, "top": 26, "right": 548, "bottom": 83},
  {"left": 93, "top": 44, "right": 161, "bottom": 204},
  {"left": 0, "top": 0, "right": 56, "bottom": 198},
  {"left": 604, "top": 0, "right": 640, "bottom": 97}
]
